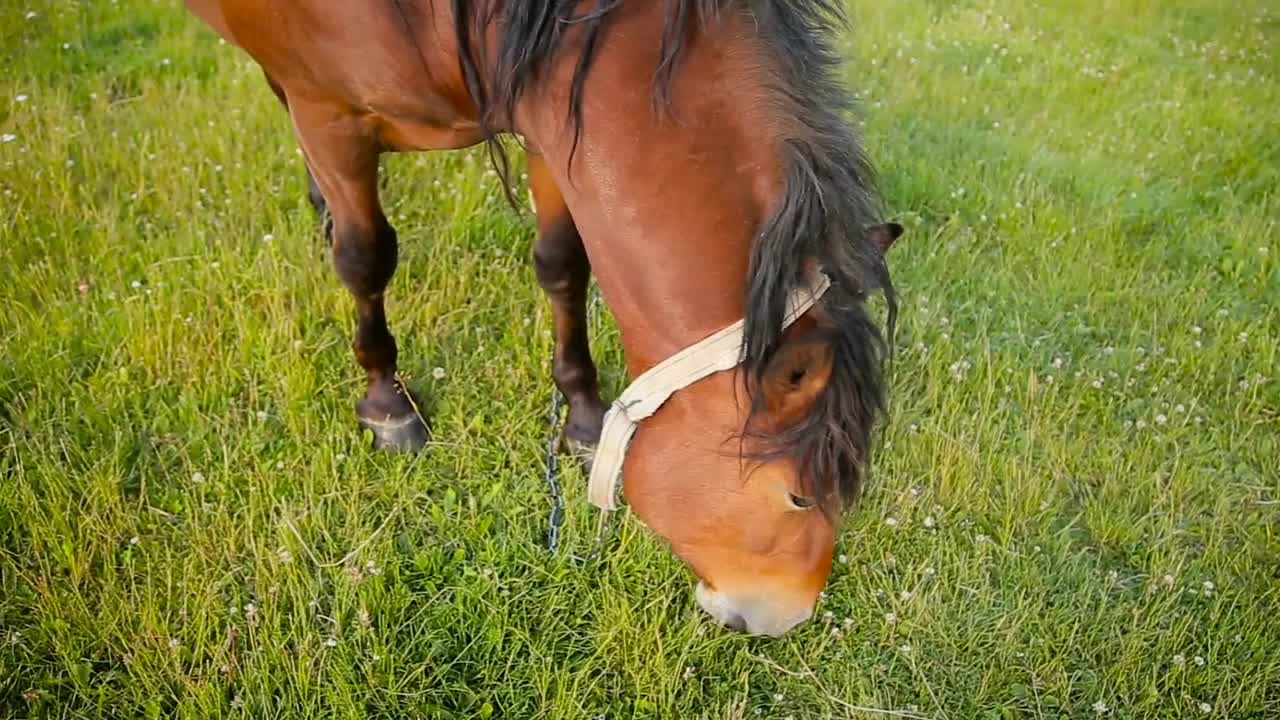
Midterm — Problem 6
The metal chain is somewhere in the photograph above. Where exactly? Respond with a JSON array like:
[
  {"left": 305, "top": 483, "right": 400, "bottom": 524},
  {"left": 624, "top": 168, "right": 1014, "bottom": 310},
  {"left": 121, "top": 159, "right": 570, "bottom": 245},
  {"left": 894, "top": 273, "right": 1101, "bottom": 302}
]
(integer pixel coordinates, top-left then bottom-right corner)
[
  {"left": 543, "top": 284, "right": 611, "bottom": 561},
  {"left": 543, "top": 387, "right": 611, "bottom": 562}
]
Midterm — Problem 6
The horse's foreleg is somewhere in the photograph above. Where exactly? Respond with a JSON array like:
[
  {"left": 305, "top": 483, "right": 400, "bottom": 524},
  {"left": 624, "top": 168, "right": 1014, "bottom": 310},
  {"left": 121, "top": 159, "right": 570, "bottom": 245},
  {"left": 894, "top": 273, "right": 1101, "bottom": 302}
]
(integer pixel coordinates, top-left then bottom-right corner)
[
  {"left": 287, "top": 98, "right": 428, "bottom": 452},
  {"left": 528, "top": 152, "right": 605, "bottom": 460},
  {"left": 263, "top": 73, "right": 330, "bottom": 234}
]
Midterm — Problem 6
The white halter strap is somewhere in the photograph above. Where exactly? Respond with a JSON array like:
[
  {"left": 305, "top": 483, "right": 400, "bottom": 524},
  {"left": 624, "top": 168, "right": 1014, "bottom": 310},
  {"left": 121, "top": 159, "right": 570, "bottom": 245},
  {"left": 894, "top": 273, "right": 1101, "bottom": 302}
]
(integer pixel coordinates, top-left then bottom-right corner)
[{"left": 587, "top": 271, "right": 832, "bottom": 510}]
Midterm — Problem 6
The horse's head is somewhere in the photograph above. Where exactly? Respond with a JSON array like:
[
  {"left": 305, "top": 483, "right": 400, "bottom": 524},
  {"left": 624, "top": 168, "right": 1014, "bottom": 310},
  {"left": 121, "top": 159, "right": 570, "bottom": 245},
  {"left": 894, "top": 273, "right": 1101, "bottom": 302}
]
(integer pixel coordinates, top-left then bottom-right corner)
[
  {"left": 622, "top": 223, "right": 903, "bottom": 637},
  {"left": 452, "top": 0, "right": 902, "bottom": 637}
]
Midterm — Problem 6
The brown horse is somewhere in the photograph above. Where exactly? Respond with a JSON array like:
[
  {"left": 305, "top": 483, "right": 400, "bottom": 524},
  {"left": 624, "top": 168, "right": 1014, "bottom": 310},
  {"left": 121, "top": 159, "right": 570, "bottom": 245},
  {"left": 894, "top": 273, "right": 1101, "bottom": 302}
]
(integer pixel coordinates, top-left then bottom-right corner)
[{"left": 183, "top": 0, "right": 900, "bottom": 636}]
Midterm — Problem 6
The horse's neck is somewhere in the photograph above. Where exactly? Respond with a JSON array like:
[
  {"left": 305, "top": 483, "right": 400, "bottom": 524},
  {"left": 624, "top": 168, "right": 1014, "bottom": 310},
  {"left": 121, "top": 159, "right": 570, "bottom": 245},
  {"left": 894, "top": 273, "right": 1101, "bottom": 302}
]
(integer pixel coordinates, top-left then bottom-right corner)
[
  {"left": 517, "top": 10, "right": 781, "bottom": 377},
  {"left": 540, "top": 143, "right": 776, "bottom": 376}
]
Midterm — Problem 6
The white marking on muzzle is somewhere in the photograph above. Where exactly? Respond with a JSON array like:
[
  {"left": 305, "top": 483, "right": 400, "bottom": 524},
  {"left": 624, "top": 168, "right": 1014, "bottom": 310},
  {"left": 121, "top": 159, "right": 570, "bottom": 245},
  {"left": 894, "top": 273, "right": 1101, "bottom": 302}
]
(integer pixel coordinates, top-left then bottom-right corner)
[{"left": 695, "top": 581, "right": 813, "bottom": 637}]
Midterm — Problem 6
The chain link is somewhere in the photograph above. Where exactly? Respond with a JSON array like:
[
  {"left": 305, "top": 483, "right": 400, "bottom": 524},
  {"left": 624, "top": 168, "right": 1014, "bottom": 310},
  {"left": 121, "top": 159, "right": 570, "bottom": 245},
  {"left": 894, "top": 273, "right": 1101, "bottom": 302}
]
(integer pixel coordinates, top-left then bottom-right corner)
[
  {"left": 543, "top": 284, "right": 610, "bottom": 560},
  {"left": 543, "top": 387, "right": 610, "bottom": 562}
]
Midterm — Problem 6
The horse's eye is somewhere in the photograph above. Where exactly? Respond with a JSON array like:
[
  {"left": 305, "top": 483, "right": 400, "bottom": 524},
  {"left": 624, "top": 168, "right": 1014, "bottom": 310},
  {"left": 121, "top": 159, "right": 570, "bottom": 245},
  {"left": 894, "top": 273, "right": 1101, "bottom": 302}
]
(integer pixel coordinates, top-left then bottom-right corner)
[{"left": 787, "top": 492, "right": 816, "bottom": 510}]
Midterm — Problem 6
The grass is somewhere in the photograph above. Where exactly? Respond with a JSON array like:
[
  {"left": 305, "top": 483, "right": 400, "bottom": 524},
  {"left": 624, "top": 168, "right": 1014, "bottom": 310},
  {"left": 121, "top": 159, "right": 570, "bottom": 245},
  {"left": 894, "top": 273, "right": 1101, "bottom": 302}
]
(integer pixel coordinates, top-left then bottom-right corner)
[{"left": 1, "top": 0, "right": 1277, "bottom": 717}]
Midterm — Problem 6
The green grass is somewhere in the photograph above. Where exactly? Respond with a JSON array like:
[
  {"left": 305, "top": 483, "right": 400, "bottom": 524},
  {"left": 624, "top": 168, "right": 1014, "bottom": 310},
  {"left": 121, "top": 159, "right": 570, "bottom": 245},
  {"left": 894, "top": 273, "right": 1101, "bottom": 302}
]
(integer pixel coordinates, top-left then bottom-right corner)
[{"left": 1, "top": 0, "right": 1277, "bottom": 717}]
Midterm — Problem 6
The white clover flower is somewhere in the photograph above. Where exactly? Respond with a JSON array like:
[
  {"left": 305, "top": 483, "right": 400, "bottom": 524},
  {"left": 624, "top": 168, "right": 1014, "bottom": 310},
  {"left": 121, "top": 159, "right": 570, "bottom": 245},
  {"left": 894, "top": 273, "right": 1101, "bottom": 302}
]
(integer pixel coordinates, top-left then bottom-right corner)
[{"left": 432, "top": 367, "right": 446, "bottom": 380}]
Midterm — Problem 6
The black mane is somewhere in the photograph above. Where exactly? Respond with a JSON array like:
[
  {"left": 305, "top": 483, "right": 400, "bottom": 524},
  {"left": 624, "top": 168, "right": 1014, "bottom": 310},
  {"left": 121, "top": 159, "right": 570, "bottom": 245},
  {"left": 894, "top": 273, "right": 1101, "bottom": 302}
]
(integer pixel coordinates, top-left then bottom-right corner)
[{"left": 452, "top": 0, "right": 896, "bottom": 513}]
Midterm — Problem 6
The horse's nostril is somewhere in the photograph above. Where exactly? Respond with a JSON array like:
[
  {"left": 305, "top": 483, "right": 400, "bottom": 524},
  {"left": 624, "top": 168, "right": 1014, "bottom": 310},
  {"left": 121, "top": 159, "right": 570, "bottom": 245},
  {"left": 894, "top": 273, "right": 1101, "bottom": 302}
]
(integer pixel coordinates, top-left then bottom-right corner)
[{"left": 696, "top": 581, "right": 763, "bottom": 633}]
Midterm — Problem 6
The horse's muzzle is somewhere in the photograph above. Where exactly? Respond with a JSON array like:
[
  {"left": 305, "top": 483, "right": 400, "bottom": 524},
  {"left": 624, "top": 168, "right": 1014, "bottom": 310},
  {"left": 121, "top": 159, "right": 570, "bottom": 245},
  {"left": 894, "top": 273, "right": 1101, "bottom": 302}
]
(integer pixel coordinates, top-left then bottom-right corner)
[{"left": 695, "top": 580, "right": 813, "bottom": 637}]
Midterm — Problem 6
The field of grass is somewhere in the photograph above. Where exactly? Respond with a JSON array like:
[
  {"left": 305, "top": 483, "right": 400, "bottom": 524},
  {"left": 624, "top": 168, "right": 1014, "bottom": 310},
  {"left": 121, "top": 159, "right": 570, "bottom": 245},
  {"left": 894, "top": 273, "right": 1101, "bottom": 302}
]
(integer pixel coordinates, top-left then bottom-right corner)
[{"left": 2, "top": 0, "right": 1277, "bottom": 717}]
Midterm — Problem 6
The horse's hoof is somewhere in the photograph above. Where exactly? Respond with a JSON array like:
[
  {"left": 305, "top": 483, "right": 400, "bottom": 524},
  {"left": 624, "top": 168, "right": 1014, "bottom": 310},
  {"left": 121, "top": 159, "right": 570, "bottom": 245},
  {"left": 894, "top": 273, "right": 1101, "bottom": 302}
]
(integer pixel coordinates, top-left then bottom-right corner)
[
  {"left": 357, "top": 410, "right": 429, "bottom": 452},
  {"left": 562, "top": 436, "right": 598, "bottom": 474}
]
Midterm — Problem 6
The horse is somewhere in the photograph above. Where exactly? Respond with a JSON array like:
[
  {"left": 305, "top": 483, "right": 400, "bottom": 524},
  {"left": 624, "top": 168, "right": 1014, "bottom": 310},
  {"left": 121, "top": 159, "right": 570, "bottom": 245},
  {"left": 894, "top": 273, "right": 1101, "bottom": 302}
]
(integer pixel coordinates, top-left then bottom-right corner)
[{"left": 182, "top": 0, "right": 901, "bottom": 637}]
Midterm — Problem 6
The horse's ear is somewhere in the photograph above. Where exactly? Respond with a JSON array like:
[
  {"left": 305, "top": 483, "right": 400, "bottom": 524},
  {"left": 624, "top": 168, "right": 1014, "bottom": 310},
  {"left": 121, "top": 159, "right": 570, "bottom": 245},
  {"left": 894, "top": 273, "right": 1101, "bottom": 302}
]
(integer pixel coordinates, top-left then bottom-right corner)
[
  {"left": 761, "top": 333, "right": 834, "bottom": 426},
  {"left": 868, "top": 223, "right": 904, "bottom": 254}
]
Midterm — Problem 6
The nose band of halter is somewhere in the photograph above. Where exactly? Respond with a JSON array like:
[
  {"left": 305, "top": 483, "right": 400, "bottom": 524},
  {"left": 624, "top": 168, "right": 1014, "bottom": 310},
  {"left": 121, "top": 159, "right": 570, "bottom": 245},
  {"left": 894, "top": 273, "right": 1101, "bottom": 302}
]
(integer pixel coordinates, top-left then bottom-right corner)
[{"left": 587, "top": 271, "right": 832, "bottom": 511}]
